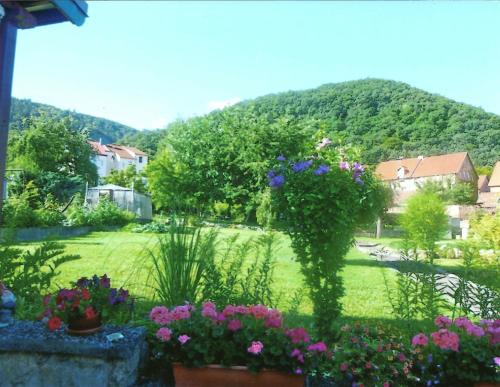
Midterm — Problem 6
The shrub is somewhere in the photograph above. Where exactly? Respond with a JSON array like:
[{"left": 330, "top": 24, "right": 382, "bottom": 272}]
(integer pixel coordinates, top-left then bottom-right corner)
[
  {"left": 87, "top": 197, "right": 135, "bottom": 227},
  {"left": 400, "top": 192, "right": 448, "bottom": 263},
  {"left": 469, "top": 211, "right": 500, "bottom": 251},
  {"left": 270, "top": 139, "right": 386, "bottom": 338},
  {"left": 256, "top": 188, "right": 275, "bottom": 228},
  {"left": 34, "top": 194, "right": 65, "bottom": 227},
  {"left": 212, "top": 201, "right": 230, "bottom": 219}
]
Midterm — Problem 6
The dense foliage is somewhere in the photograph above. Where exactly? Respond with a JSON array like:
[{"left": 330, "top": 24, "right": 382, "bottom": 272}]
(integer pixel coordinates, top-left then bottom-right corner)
[
  {"left": 10, "top": 98, "right": 137, "bottom": 144},
  {"left": 146, "top": 79, "right": 499, "bottom": 217}
]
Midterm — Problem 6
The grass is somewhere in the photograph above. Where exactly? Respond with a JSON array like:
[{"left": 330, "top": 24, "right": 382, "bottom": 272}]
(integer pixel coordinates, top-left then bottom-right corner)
[{"left": 13, "top": 228, "right": 400, "bottom": 327}]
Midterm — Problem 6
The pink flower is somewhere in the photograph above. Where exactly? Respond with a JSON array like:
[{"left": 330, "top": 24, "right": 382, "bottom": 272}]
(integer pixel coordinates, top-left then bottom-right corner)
[
  {"left": 201, "top": 302, "right": 218, "bottom": 319},
  {"left": 178, "top": 335, "right": 190, "bottom": 345},
  {"left": 235, "top": 305, "right": 249, "bottom": 314},
  {"left": 294, "top": 368, "right": 302, "bottom": 375},
  {"left": 431, "top": 329, "right": 459, "bottom": 351},
  {"left": 494, "top": 357, "right": 500, "bottom": 367},
  {"left": 411, "top": 333, "right": 429, "bottom": 347},
  {"left": 340, "top": 362, "right": 349, "bottom": 372},
  {"left": 466, "top": 324, "right": 485, "bottom": 337},
  {"left": 250, "top": 304, "right": 268, "bottom": 319},
  {"left": 156, "top": 327, "right": 172, "bottom": 342},
  {"left": 365, "top": 362, "right": 372, "bottom": 369},
  {"left": 228, "top": 319, "right": 243, "bottom": 332},
  {"left": 247, "top": 341, "right": 264, "bottom": 355},
  {"left": 290, "top": 348, "right": 304, "bottom": 363},
  {"left": 222, "top": 305, "right": 237, "bottom": 317},
  {"left": 397, "top": 353, "right": 406, "bottom": 362},
  {"left": 264, "top": 309, "right": 283, "bottom": 328},
  {"left": 149, "top": 306, "right": 171, "bottom": 325},
  {"left": 171, "top": 305, "right": 191, "bottom": 320},
  {"left": 383, "top": 383, "right": 390, "bottom": 387},
  {"left": 434, "top": 315, "right": 452, "bottom": 328},
  {"left": 454, "top": 316, "right": 472, "bottom": 329},
  {"left": 286, "top": 327, "right": 310, "bottom": 343},
  {"left": 339, "top": 161, "right": 350, "bottom": 170},
  {"left": 307, "top": 341, "right": 327, "bottom": 352}
]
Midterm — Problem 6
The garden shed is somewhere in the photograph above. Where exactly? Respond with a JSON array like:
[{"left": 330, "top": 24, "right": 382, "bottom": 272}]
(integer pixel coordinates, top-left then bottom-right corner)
[{"left": 85, "top": 184, "right": 152, "bottom": 221}]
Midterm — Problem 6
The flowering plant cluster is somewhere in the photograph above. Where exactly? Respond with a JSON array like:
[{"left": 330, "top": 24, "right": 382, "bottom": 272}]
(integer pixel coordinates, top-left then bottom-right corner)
[
  {"left": 40, "top": 274, "right": 132, "bottom": 331},
  {"left": 269, "top": 137, "right": 386, "bottom": 337},
  {"left": 410, "top": 315, "right": 499, "bottom": 385},
  {"left": 148, "top": 302, "right": 330, "bottom": 374},
  {"left": 314, "top": 323, "right": 417, "bottom": 387}
]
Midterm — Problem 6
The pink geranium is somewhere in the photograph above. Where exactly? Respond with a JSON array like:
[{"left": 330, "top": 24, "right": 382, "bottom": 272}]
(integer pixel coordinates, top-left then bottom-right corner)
[
  {"left": 264, "top": 309, "right": 283, "bottom": 328},
  {"left": 171, "top": 305, "right": 191, "bottom": 320},
  {"left": 247, "top": 341, "right": 264, "bottom": 355},
  {"left": 201, "top": 302, "right": 218, "bottom": 319},
  {"left": 290, "top": 348, "right": 304, "bottom": 363},
  {"left": 178, "top": 335, "right": 190, "bottom": 344},
  {"left": 150, "top": 306, "right": 171, "bottom": 325},
  {"left": 411, "top": 333, "right": 429, "bottom": 347},
  {"left": 222, "top": 305, "right": 237, "bottom": 317},
  {"left": 286, "top": 327, "right": 310, "bottom": 343},
  {"left": 307, "top": 341, "right": 327, "bottom": 352},
  {"left": 250, "top": 304, "right": 268, "bottom": 319},
  {"left": 156, "top": 327, "right": 172, "bottom": 342},
  {"left": 454, "top": 316, "right": 472, "bottom": 329},
  {"left": 228, "top": 319, "right": 243, "bottom": 332},
  {"left": 434, "top": 315, "right": 452, "bottom": 328},
  {"left": 466, "top": 324, "right": 485, "bottom": 337},
  {"left": 431, "top": 329, "right": 459, "bottom": 351}
]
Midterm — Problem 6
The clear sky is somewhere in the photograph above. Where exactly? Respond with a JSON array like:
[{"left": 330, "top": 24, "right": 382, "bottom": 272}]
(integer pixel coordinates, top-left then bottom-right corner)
[{"left": 11, "top": 1, "right": 500, "bottom": 130}]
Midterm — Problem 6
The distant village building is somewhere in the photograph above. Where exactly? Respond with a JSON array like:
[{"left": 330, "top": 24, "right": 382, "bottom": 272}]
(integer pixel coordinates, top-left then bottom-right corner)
[
  {"left": 488, "top": 161, "right": 500, "bottom": 193},
  {"left": 477, "top": 162, "right": 500, "bottom": 212},
  {"left": 375, "top": 152, "right": 478, "bottom": 209},
  {"left": 88, "top": 140, "right": 148, "bottom": 179},
  {"left": 478, "top": 175, "right": 490, "bottom": 193}
]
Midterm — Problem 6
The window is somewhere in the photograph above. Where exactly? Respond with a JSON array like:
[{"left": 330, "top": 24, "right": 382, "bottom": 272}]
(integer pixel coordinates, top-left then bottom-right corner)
[{"left": 138, "top": 156, "right": 143, "bottom": 163}]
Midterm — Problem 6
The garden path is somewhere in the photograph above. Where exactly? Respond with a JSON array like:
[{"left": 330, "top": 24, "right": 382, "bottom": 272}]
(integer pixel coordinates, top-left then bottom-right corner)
[{"left": 356, "top": 242, "right": 496, "bottom": 317}]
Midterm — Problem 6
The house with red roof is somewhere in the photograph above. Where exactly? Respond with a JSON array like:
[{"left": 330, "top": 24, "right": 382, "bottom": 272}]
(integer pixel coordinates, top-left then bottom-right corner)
[
  {"left": 375, "top": 152, "right": 478, "bottom": 208},
  {"left": 88, "top": 140, "right": 148, "bottom": 179}
]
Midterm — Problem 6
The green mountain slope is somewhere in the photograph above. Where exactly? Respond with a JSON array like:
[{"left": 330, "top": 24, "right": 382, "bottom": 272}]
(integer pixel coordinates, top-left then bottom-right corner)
[
  {"left": 233, "top": 79, "right": 499, "bottom": 166},
  {"left": 10, "top": 98, "right": 138, "bottom": 144}
]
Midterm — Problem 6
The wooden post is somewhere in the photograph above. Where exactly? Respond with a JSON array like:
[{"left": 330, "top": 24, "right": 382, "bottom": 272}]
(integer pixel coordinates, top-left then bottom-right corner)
[
  {"left": 376, "top": 217, "right": 382, "bottom": 239},
  {"left": 0, "top": 15, "right": 17, "bottom": 222}
]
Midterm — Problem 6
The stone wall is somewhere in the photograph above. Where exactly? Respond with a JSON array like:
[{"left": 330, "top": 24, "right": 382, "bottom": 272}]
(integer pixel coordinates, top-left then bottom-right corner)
[
  {"left": 0, "top": 226, "right": 92, "bottom": 243},
  {"left": 0, "top": 321, "right": 147, "bottom": 387}
]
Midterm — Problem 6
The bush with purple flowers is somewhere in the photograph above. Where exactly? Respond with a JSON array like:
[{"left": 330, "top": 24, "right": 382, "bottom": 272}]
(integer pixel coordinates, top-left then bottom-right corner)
[{"left": 269, "top": 137, "right": 387, "bottom": 338}]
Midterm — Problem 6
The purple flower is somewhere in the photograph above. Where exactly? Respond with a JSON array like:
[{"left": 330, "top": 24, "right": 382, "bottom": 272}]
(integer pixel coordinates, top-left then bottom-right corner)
[
  {"left": 277, "top": 155, "right": 286, "bottom": 162},
  {"left": 292, "top": 160, "right": 313, "bottom": 173},
  {"left": 99, "top": 274, "right": 111, "bottom": 288},
  {"left": 76, "top": 277, "right": 89, "bottom": 288},
  {"left": 494, "top": 357, "right": 500, "bottom": 367},
  {"left": 354, "top": 177, "right": 364, "bottom": 185},
  {"left": 339, "top": 161, "right": 350, "bottom": 170},
  {"left": 267, "top": 170, "right": 276, "bottom": 179},
  {"left": 314, "top": 164, "right": 330, "bottom": 176},
  {"left": 353, "top": 162, "right": 365, "bottom": 173},
  {"left": 269, "top": 175, "right": 285, "bottom": 188}
]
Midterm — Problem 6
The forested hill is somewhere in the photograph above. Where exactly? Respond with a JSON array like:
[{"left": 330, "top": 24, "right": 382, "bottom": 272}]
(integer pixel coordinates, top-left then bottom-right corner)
[
  {"left": 229, "top": 79, "right": 499, "bottom": 166},
  {"left": 10, "top": 98, "right": 138, "bottom": 144}
]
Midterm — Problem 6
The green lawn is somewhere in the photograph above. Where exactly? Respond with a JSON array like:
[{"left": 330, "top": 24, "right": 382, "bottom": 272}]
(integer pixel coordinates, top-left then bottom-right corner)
[{"left": 14, "top": 229, "right": 399, "bottom": 326}]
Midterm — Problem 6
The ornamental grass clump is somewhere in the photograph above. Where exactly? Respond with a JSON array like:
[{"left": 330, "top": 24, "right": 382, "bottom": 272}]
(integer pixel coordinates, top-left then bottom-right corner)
[
  {"left": 269, "top": 138, "right": 386, "bottom": 337},
  {"left": 148, "top": 302, "right": 331, "bottom": 374}
]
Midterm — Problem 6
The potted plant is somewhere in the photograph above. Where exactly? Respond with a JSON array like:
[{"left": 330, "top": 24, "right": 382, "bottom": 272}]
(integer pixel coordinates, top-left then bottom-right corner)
[
  {"left": 41, "top": 274, "right": 132, "bottom": 335},
  {"left": 148, "top": 301, "right": 330, "bottom": 386},
  {"left": 410, "top": 316, "right": 499, "bottom": 386}
]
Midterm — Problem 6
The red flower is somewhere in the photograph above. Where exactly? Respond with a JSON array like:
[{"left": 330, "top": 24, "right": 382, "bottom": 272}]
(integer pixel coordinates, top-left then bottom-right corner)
[
  {"left": 81, "top": 288, "right": 90, "bottom": 301},
  {"left": 48, "top": 316, "right": 62, "bottom": 331},
  {"left": 85, "top": 306, "right": 96, "bottom": 319}
]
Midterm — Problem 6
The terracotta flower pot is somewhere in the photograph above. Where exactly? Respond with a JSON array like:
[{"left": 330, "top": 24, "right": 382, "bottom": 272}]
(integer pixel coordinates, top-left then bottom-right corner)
[
  {"left": 172, "top": 363, "right": 304, "bottom": 387},
  {"left": 67, "top": 313, "right": 102, "bottom": 335}
]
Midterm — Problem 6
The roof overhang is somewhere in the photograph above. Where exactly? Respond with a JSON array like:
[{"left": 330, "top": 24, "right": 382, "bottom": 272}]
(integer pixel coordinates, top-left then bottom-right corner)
[{"left": 1, "top": 0, "right": 88, "bottom": 29}]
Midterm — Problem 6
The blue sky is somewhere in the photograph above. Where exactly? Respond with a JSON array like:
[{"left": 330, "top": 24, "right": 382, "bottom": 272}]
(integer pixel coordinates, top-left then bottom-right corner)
[{"left": 12, "top": 1, "right": 500, "bottom": 129}]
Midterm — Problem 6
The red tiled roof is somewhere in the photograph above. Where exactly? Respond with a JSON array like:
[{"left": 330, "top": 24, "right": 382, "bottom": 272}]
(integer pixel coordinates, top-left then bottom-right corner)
[
  {"left": 376, "top": 152, "right": 469, "bottom": 181},
  {"left": 106, "top": 144, "right": 134, "bottom": 159},
  {"left": 488, "top": 161, "right": 500, "bottom": 188},
  {"left": 123, "top": 146, "right": 147, "bottom": 156},
  {"left": 88, "top": 140, "right": 108, "bottom": 156}
]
